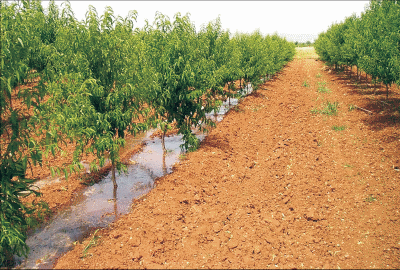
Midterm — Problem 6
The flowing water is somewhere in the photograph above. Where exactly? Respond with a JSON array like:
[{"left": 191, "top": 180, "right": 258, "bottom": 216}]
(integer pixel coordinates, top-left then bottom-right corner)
[{"left": 14, "top": 85, "right": 253, "bottom": 269}]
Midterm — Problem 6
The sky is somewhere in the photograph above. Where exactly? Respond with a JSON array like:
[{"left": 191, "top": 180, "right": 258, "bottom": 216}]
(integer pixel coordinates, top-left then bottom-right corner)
[{"left": 43, "top": 1, "right": 370, "bottom": 43}]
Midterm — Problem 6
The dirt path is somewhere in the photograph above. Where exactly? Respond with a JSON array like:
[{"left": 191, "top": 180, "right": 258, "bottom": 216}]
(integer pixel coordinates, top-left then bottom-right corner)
[{"left": 54, "top": 48, "right": 400, "bottom": 269}]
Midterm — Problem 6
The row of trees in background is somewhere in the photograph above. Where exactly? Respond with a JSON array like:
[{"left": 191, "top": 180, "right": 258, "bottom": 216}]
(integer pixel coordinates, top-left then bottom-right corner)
[
  {"left": 0, "top": 0, "right": 295, "bottom": 265},
  {"left": 314, "top": 0, "right": 400, "bottom": 98}
]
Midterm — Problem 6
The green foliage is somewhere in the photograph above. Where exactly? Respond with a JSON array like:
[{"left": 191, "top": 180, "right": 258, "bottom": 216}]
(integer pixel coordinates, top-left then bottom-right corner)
[
  {"left": 321, "top": 101, "right": 339, "bottom": 115},
  {"left": 348, "top": 104, "right": 356, "bottom": 111},
  {"left": 302, "top": 81, "right": 310, "bottom": 87},
  {"left": 332, "top": 125, "right": 346, "bottom": 131},
  {"left": 310, "top": 108, "right": 320, "bottom": 114},
  {"left": 295, "top": 41, "right": 314, "bottom": 47},
  {"left": 311, "top": 101, "right": 339, "bottom": 116},
  {"left": 140, "top": 13, "right": 223, "bottom": 152},
  {"left": 234, "top": 32, "right": 295, "bottom": 91},
  {"left": 317, "top": 81, "right": 331, "bottom": 93},
  {"left": 315, "top": 0, "right": 400, "bottom": 97},
  {"left": 0, "top": 1, "right": 54, "bottom": 266},
  {"left": 81, "top": 229, "right": 100, "bottom": 258},
  {"left": 0, "top": 0, "right": 296, "bottom": 264}
]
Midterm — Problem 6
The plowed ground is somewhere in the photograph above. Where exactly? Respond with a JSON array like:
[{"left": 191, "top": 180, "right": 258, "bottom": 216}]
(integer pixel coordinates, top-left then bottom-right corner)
[{"left": 54, "top": 48, "right": 400, "bottom": 269}]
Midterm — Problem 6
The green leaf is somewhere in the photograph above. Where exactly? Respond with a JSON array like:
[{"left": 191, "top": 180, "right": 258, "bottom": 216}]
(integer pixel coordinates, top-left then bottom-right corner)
[{"left": 17, "top": 37, "right": 24, "bottom": 48}]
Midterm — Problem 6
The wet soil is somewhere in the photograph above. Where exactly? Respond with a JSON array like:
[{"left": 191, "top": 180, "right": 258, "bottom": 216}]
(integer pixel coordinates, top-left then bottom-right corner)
[
  {"left": 15, "top": 131, "right": 207, "bottom": 269},
  {"left": 53, "top": 48, "right": 400, "bottom": 268}
]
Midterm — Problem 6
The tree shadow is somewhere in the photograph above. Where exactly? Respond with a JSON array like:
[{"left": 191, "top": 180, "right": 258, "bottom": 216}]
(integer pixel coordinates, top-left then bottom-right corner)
[
  {"left": 328, "top": 67, "right": 400, "bottom": 131},
  {"left": 248, "top": 91, "right": 267, "bottom": 99},
  {"left": 199, "top": 133, "right": 232, "bottom": 153},
  {"left": 363, "top": 111, "right": 400, "bottom": 131}
]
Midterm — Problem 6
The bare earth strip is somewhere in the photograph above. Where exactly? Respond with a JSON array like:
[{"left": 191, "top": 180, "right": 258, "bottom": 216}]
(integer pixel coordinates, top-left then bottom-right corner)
[{"left": 54, "top": 48, "right": 400, "bottom": 269}]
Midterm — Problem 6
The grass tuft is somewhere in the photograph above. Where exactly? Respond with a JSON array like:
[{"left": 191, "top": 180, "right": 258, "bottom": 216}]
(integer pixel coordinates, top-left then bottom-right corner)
[
  {"left": 365, "top": 195, "right": 377, "bottom": 203},
  {"left": 348, "top": 104, "right": 356, "bottom": 111},
  {"left": 332, "top": 125, "right": 346, "bottom": 131},
  {"left": 311, "top": 101, "right": 339, "bottom": 116},
  {"left": 317, "top": 81, "right": 331, "bottom": 93},
  {"left": 310, "top": 108, "right": 320, "bottom": 114},
  {"left": 320, "top": 101, "right": 339, "bottom": 116},
  {"left": 81, "top": 229, "right": 101, "bottom": 258}
]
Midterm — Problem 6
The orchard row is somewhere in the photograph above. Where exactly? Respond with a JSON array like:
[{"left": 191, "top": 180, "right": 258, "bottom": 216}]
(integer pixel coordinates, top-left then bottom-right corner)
[
  {"left": 314, "top": 0, "right": 400, "bottom": 97},
  {"left": 0, "top": 0, "right": 295, "bottom": 265}
]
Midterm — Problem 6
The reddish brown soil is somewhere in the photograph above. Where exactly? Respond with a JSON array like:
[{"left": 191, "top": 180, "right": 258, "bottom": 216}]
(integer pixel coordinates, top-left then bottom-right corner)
[{"left": 47, "top": 47, "right": 399, "bottom": 268}]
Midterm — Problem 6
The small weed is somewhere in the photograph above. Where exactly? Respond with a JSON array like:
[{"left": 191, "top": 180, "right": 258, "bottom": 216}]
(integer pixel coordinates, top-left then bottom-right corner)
[
  {"left": 332, "top": 125, "right": 346, "bottom": 131},
  {"left": 82, "top": 178, "right": 96, "bottom": 186},
  {"left": 310, "top": 108, "right": 320, "bottom": 114},
  {"left": 316, "top": 73, "right": 322, "bottom": 78},
  {"left": 344, "top": 163, "right": 354, "bottom": 168},
  {"left": 365, "top": 195, "right": 377, "bottom": 203},
  {"left": 318, "top": 86, "right": 331, "bottom": 93},
  {"left": 81, "top": 229, "right": 101, "bottom": 258},
  {"left": 317, "top": 81, "right": 331, "bottom": 93},
  {"left": 302, "top": 81, "right": 310, "bottom": 87},
  {"left": 179, "top": 154, "right": 186, "bottom": 160},
  {"left": 311, "top": 101, "right": 339, "bottom": 116},
  {"left": 348, "top": 104, "right": 356, "bottom": 111},
  {"left": 321, "top": 101, "right": 339, "bottom": 116},
  {"left": 233, "top": 105, "right": 243, "bottom": 113}
]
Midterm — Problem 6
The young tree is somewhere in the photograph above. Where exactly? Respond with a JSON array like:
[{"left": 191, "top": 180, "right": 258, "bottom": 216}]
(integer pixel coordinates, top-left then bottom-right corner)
[
  {"left": 142, "top": 13, "right": 226, "bottom": 153},
  {"left": 45, "top": 6, "right": 151, "bottom": 188},
  {"left": 358, "top": 0, "right": 400, "bottom": 97}
]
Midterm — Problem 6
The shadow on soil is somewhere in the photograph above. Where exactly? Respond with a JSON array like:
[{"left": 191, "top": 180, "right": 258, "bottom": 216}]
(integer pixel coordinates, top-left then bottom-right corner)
[
  {"left": 200, "top": 134, "right": 232, "bottom": 153},
  {"left": 328, "top": 67, "right": 400, "bottom": 131}
]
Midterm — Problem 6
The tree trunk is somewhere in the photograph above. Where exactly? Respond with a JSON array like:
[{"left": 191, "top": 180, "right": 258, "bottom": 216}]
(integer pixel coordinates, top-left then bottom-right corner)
[
  {"left": 356, "top": 66, "right": 359, "bottom": 81},
  {"left": 386, "top": 84, "right": 389, "bottom": 99},
  {"left": 162, "top": 151, "right": 167, "bottom": 175},
  {"left": 161, "top": 128, "right": 167, "bottom": 155},
  {"left": 111, "top": 163, "right": 117, "bottom": 189},
  {"left": 113, "top": 183, "right": 118, "bottom": 218},
  {"left": 228, "top": 82, "right": 231, "bottom": 107},
  {"left": 349, "top": 65, "right": 352, "bottom": 79}
]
